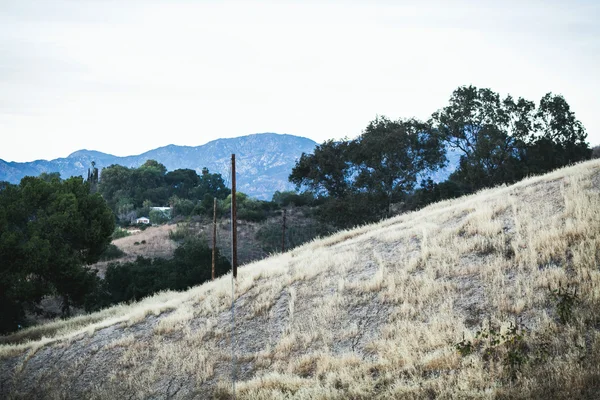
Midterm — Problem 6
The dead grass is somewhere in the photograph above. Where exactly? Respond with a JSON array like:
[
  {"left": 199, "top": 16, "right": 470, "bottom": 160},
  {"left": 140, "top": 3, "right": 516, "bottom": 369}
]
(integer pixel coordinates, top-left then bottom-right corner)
[{"left": 1, "top": 160, "right": 600, "bottom": 399}]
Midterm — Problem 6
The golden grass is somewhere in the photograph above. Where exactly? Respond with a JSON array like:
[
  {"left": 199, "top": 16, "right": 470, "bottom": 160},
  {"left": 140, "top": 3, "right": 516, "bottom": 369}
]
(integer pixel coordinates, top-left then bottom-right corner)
[{"left": 2, "top": 160, "right": 600, "bottom": 399}]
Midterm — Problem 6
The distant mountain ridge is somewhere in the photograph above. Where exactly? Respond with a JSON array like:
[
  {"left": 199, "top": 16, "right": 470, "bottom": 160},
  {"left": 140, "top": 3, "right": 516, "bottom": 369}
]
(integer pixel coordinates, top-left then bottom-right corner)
[{"left": 0, "top": 133, "right": 318, "bottom": 200}]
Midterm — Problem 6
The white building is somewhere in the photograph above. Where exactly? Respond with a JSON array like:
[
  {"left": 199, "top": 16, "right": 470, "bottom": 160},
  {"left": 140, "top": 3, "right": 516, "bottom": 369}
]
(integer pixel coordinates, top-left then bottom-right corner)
[{"left": 136, "top": 217, "right": 150, "bottom": 224}]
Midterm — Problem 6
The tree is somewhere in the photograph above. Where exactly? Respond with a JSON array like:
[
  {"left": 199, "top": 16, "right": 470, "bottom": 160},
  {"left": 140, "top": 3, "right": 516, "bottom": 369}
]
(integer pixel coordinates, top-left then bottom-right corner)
[
  {"left": 0, "top": 176, "right": 115, "bottom": 332},
  {"left": 289, "top": 139, "right": 356, "bottom": 198},
  {"left": 193, "top": 168, "right": 230, "bottom": 200},
  {"left": 98, "top": 164, "right": 133, "bottom": 210},
  {"left": 526, "top": 93, "right": 591, "bottom": 172},
  {"left": 432, "top": 86, "right": 534, "bottom": 190},
  {"left": 165, "top": 168, "right": 200, "bottom": 199},
  {"left": 353, "top": 117, "right": 445, "bottom": 215},
  {"left": 149, "top": 209, "right": 169, "bottom": 224}
]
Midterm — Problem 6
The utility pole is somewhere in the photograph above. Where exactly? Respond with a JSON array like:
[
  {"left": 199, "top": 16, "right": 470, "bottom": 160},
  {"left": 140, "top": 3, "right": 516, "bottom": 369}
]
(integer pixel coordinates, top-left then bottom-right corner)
[
  {"left": 212, "top": 197, "right": 217, "bottom": 281},
  {"left": 281, "top": 209, "right": 286, "bottom": 252},
  {"left": 231, "top": 154, "right": 237, "bottom": 279},
  {"left": 230, "top": 154, "right": 238, "bottom": 399}
]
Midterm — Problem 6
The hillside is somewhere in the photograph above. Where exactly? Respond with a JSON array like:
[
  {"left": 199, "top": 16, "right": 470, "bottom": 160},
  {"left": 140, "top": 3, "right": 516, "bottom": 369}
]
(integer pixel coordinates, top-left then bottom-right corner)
[
  {"left": 92, "top": 208, "right": 322, "bottom": 277},
  {"left": 1, "top": 160, "right": 599, "bottom": 399},
  {"left": 0, "top": 133, "right": 317, "bottom": 199}
]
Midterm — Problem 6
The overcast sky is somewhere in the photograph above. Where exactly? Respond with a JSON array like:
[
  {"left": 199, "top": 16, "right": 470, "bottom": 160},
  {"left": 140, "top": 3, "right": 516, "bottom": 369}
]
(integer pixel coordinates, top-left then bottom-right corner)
[{"left": 1, "top": 0, "right": 598, "bottom": 162}]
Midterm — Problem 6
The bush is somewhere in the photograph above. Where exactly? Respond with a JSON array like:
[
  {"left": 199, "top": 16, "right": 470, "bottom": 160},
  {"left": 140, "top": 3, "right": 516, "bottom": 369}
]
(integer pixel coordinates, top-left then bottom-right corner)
[
  {"left": 98, "top": 244, "right": 125, "bottom": 261},
  {"left": 149, "top": 209, "right": 169, "bottom": 224},
  {"left": 111, "top": 227, "right": 131, "bottom": 240}
]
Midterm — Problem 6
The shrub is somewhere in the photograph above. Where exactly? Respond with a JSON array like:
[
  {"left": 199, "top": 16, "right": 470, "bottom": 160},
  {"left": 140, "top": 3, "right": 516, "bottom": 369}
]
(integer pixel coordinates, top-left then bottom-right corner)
[
  {"left": 550, "top": 283, "right": 579, "bottom": 325},
  {"left": 111, "top": 227, "right": 131, "bottom": 240},
  {"left": 98, "top": 244, "right": 125, "bottom": 261}
]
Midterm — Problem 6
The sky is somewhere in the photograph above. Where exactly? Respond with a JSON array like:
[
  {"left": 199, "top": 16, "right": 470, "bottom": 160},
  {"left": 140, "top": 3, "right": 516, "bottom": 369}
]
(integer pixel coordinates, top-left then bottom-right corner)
[{"left": 1, "top": 0, "right": 598, "bottom": 162}]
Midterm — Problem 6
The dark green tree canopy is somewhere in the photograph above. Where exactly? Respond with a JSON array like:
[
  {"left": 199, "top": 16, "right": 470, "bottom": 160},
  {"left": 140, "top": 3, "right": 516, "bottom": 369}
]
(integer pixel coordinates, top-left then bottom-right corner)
[
  {"left": 289, "top": 139, "right": 356, "bottom": 198},
  {"left": 432, "top": 85, "right": 591, "bottom": 190},
  {"left": 353, "top": 117, "right": 445, "bottom": 203},
  {"left": 0, "top": 175, "right": 115, "bottom": 332},
  {"left": 289, "top": 85, "right": 592, "bottom": 228}
]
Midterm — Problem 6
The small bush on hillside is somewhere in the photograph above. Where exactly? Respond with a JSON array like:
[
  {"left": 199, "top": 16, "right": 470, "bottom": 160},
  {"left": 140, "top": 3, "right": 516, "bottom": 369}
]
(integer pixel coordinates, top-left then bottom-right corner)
[
  {"left": 98, "top": 244, "right": 125, "bottom": 261},
  {"left": 550, "top": 283, "right": 579, "bottom": 325},
  {"left": 169, "top": 225, "right": 196, "bottom": 242},
  {"left": 111, "top": 227, "right": 131, "bottom": 240},
  {"left": 456, "top": 318, "right": 532, "bottom": 382}
]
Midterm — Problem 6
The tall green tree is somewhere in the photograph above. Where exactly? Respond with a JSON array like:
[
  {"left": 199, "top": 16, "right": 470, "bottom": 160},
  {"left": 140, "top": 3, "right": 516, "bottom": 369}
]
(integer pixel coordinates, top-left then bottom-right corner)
[
  {"left": 0, "top": 176, "right": 115, "bottom": 332},
  {"left": 289, "top": 139, "right": 356, "bottom": 198},
  {"left": 193, "top": 168, "right": 231, "bottom": 200},
  {"left": 165, "top": 168, "right": 200, "bottom": 199},
  {"left": 353, "top": 117, "right": 445, "bottom": 215},
  {"left": 432, "top": 86, "right": 534, "bottom": 190},
  {"left": 526, "top": 93, "right": 591, "bottom": 172}
]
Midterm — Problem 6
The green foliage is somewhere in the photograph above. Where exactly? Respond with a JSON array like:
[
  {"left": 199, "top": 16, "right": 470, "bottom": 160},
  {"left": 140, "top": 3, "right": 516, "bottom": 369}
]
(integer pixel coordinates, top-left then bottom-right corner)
[
  {"left": 149, "top": 209, "right": 169, "bottom": 225},
  {"left": 592, "top": 145, "right": 600, "bottom": 159},
  {"left": 0, "top": 176, "right": 115, "bottom": 332},
  {"left": 169, "top": 227, "right": 189, "bottom": 242},
  {"left": 432, "top": 86, "right": 532, "bottom": 190},
  {"left": 316, "top": 192, "right": 387, "bottom": 229},
  {"left": 455, "top": 318, "right": 531, "bottom": 381},
  {"left": 550, "top": 283, "right": 579, "bottom": 325},
  {"left": 289, "top": 116, "right": 446, "bottom": 227},
  {"left": 102, "top": 238, "right": 230, "bottom": 304},
  {"left": 170, "top": 196, "right": 196, "bottom": 217},
  {"left": 98, "top": 244, "right": 125, "bottom": 261},
  {"left": 353, "top": 117, "right": 445, "bottom": 214},
  {"left": 272, "top": 191, "right": 315, "bottom": 207},
  {"left": 99, "top": 163, "right": 230, "bottom": 223},
  {"left": 112, "top": 227, "right": 131, "bottom": 240},
  {"left": 406, "top": 178, "right": 467, "bottom": 210},
  {"left": 221, "top": 192, "right": 275, "bottom": 222},
  {"left": 454, "top": 333, "right": 473, "bottom": 357},
  {"left": 290, "top": 139, "right": 356, "bottom": 198},
  {"left": 290, "top": 85, "right": 592, "bottom": 228}
]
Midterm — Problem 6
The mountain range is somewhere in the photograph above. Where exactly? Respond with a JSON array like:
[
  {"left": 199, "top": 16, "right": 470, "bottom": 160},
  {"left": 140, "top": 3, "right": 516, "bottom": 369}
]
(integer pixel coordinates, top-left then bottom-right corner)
[
  {"left": 0, "top": 133, "right": 318, "bottom": 200},
  {"left": 0, "top": 132, "right": 460, "bottom": 200}
]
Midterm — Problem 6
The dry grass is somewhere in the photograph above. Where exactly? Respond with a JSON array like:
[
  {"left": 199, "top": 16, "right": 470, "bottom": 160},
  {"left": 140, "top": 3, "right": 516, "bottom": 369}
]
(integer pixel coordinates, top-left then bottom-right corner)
[{"left": 1, "top": 160, "right": 600, "bottom": 399}]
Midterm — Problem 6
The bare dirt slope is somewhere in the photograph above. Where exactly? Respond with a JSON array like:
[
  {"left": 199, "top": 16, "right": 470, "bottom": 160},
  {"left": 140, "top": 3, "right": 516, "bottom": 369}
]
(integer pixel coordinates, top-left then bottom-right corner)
[{"left": 1, "top": 160, "right": 600, "bottom": 399}]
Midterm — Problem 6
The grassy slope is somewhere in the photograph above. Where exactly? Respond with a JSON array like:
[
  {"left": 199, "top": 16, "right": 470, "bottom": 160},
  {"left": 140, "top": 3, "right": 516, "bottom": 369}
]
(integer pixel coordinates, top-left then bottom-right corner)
[{"left": 1, "top": 160, "right": 600, "bottom": 399}]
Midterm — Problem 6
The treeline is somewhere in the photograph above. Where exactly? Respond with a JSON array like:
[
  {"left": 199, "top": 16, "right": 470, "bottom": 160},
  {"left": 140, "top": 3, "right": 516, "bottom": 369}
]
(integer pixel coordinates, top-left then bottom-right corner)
[
  {"left": 290, "top": 86, "right": 593, "bottom": 228},
  {"left": 99, "top": 160, "right": 321, "bottom": 225},
  {"left": 98, "top": 161, "right": 231, "bottom": 224}
]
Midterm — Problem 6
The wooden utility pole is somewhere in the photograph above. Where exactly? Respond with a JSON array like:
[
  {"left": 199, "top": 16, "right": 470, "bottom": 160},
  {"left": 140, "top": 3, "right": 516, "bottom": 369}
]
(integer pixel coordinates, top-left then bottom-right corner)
[
  {"left": 231, "top": 154, "right": 237, "bottom": 279},
  {"left": 281, "top": 209, "right": 286, "bottom": 252},
  {"left": 212, "top": 197, "right": 217, "bottom": 281}
]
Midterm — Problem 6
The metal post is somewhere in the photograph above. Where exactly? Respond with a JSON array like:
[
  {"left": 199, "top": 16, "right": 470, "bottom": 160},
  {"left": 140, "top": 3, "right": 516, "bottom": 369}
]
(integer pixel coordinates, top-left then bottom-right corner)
[
  {"left": 281, "top": 209, "right": 286, "bottom": 252},
  {"left": 212, "top": 197, "right": 217, "bottom": 280},
  {"left": 231, "top": 154, "right": 237, "bottom": 279}
]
